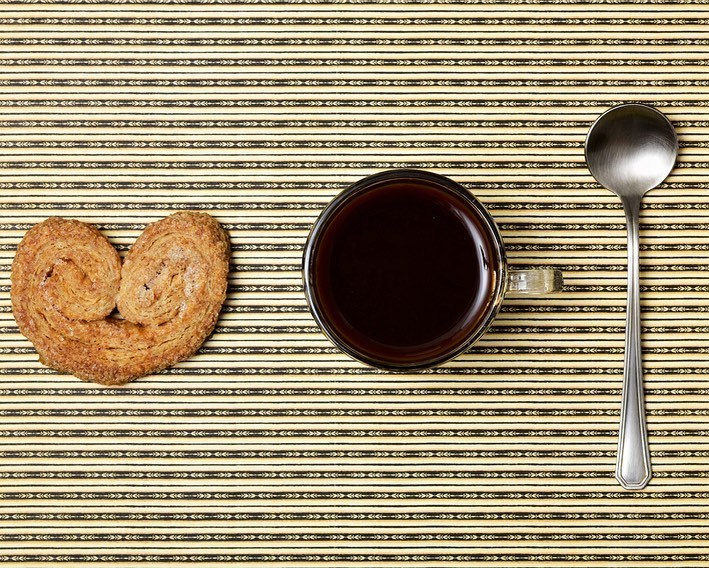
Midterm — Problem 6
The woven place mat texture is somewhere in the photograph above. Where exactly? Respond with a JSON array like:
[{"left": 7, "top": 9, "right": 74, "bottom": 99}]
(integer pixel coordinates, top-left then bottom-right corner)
[{"left": 0, "top": 1, "right": 708, "bottom": 566}]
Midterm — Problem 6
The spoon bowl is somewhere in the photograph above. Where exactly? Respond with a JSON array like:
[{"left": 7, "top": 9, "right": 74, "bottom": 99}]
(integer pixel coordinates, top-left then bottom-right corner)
[
  {"left": 585, "top": 103, "right": 678, "bottom": 199},
  {"left": 585, "top": 103, "right": 678, "bottom": 490}
]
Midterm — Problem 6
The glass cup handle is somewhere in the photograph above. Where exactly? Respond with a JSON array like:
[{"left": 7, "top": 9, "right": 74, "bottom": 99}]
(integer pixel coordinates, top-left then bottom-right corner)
[{"left": 507, "top": 269, "right": 563, "bottom": 295}]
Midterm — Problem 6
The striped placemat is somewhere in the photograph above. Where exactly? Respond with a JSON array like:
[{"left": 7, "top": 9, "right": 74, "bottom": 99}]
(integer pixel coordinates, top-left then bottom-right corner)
[{"left": 1, "top": 1, "right": 709, "bottom": 566}]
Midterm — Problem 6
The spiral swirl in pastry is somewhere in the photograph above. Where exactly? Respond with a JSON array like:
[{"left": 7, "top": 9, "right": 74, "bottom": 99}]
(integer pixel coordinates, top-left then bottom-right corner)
[{"left": 11, "top": 212, "right": 230, "bottom": 385}]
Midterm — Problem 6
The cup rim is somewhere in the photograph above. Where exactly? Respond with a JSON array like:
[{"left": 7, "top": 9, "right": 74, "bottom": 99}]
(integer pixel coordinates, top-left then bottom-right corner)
[{"left": 302, "top": 168, "right": 508, "bottom": 371}]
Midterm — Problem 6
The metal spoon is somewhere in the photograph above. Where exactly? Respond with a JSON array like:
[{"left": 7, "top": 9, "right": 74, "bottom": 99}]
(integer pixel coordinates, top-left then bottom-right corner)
[{"left": 585, "top": 103, "right": 678, "bottom": 490}]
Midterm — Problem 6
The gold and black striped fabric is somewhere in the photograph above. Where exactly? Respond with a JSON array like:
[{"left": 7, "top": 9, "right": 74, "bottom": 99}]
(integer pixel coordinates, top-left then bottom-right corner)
[{"left": 1, "top": 1, "right": 709, "bottom": 566}]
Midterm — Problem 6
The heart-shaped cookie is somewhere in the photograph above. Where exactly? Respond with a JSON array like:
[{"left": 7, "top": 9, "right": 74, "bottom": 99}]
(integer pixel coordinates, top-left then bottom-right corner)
[{"left": 11, "top": 212, "right": 230, "bottom": 386}]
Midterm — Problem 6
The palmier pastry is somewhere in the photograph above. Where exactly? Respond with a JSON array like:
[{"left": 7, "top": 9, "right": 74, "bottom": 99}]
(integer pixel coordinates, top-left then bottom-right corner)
[{"left": 11, "top": 212, "right": 230, "bottom": 385}]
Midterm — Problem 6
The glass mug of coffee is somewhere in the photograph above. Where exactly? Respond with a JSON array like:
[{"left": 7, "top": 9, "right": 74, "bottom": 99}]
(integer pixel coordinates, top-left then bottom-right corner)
[{"left": 303, "top": 169, "right": 563, "bottom": 370}]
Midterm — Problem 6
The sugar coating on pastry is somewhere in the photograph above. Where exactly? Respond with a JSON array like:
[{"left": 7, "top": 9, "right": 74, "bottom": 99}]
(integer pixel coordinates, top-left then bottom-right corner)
[{"left": 11, "top": 212, "right": 230, "bottom": 385}]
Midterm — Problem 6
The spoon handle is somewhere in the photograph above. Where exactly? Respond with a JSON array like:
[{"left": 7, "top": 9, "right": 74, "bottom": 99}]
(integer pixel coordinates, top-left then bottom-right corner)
[{"left": 616, "top": 196, "right": 652, "bottom": 490}]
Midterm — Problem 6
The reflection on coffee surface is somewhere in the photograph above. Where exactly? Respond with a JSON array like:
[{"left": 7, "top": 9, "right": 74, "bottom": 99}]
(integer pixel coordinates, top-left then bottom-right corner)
[{"left": 309, "top": 178, "right": 500, "bottom": 366}]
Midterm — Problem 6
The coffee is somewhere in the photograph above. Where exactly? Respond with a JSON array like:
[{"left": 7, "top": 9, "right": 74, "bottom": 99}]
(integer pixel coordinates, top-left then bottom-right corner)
[{"left": 305, "top": 172, "right": 501, "bottom": 368}]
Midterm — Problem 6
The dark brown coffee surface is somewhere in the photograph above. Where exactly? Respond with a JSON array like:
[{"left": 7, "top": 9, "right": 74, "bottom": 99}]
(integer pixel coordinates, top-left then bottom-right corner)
[{"left": 310, "top": 178, "right": 499, "bottom": 367}]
